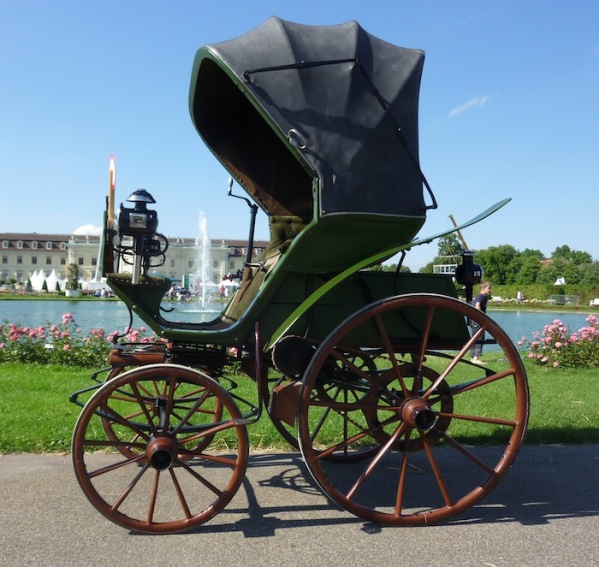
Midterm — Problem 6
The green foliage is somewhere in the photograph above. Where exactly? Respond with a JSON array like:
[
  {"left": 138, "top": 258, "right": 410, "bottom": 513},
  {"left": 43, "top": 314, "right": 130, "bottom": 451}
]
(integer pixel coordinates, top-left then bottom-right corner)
[
  {"left": 418, "top": 234, "right": 464, "bottom": 274},
  {"left": 0, "top": 313, "right": 155, "bottom": 367},
  {"left": 536, "top": 258, "right": 563, "bottom": 284},
  {"left": 516, "top": 256, "right": 541, "bottom": 285},
  {"left": 580, "top": 263, "right": 599, "bottom": 284},
  {"left": 421, "top": 241, "right": 599, "bottom": 286},
  {"left": 66, "top": 263, "right": 79, "bottom": 291},
  {"left": 520, "top": 248, "right": 544, "bottom": 260},
  {"left": 437, "top": 233, "right": 464, "bottom": 258},
  {"left": 491, "top": 283, "right": 599, "bottom": 305},
  {"left": 475, "top": 244, "right": 520, "bottom": 284},
  {"left": 536, "top": 259, "right": 599, "bottom": 286},
  {"left": 552, "top": 245, "right": 592, "bottom": 264},
  {"left": 519, "top": 314, "right": 599, "bottom": 368},
  {"left": 368, "top": 263, "right": 411, "bottom": 273}
]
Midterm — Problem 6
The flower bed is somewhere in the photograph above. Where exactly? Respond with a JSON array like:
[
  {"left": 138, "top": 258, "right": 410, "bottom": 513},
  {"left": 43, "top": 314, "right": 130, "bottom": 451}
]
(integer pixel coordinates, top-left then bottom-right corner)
[
  {"left": 0, "top": 313, "right": 155, "bottom": 367},
  {"left": 519, "top": 314, "right": 599, "bottom": 368}
]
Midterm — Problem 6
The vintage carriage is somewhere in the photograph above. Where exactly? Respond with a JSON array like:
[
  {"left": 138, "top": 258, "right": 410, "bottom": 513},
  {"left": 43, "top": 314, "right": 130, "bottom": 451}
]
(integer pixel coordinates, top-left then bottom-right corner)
[{"left": 70, "top": 18, "right": 529, "bottom": 533}]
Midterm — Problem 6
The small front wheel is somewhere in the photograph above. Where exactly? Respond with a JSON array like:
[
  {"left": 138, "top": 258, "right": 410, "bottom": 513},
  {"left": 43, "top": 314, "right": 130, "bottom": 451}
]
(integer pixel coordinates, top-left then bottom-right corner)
[{"left": 72, "top": 364, "right": 248, "bottom": 533}]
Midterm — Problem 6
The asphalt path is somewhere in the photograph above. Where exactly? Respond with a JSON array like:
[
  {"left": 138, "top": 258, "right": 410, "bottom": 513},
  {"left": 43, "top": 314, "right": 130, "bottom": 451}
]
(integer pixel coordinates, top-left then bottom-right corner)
[{"left": 1, "top": 444, "right": 598, "bottom": 567}]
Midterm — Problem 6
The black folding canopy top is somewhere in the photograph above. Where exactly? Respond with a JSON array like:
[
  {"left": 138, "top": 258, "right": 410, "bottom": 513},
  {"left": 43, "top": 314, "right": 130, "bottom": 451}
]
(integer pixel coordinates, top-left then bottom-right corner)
[{"left": 189, "top": 17, "right": 435, "bottom": 223}]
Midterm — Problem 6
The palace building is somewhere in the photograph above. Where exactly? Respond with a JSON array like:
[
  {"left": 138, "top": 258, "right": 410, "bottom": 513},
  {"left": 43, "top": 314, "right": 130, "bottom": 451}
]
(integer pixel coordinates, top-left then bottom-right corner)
[{"left": 0, "top": 232, "right": 267, "bottom": 290}]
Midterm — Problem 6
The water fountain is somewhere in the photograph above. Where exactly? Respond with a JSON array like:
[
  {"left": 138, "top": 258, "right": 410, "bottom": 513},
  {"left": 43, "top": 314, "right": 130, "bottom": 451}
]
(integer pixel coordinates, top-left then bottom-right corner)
[{"left": 194, "top": 212, "right": 215, "bottom": 309}]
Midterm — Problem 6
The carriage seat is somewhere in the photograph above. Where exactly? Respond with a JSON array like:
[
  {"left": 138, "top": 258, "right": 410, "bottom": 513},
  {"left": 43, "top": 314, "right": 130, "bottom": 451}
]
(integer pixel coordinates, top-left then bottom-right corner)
[
  {"left": 221, "top": 215, "right": 308, "bottom": 323},
  {"left": 267, "top": 215, "right": 308, "bottom": 255}
]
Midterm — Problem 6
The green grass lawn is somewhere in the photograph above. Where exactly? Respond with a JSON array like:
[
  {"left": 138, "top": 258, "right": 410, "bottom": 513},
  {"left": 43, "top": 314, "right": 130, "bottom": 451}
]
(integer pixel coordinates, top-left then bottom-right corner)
[{"left": 0, "top": 359, "right": 597, "bottom": 453}]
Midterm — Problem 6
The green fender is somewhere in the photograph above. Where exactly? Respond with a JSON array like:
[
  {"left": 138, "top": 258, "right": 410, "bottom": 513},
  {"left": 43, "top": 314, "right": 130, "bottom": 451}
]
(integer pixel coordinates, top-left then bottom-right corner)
[{"left": 265, "top": 198, "right": 510, "bottom": 350}]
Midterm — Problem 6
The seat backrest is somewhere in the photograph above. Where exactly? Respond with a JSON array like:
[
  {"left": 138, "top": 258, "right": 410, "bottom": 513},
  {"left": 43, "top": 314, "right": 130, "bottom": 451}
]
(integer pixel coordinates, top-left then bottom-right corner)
[{"left": 221, "top": 215, "right": 308, "bottom": 323}]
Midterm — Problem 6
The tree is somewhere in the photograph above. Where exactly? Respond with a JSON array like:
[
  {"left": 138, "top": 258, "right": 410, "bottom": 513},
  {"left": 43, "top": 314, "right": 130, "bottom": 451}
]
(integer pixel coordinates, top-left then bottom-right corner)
[
  {"left": 552, "top": 245, "right": 573, "bottom": 260},
  {"left": 520, "top": 248, "right": 544, "bottom": 261},
  {"left": 369, "top": 263, "right": 411, "bottom": 273},
  {"left": 562, "top": 262, "right": 582, "bottom": 285},
  {"left": 419, "top": 240, "right": 598, "bottom": 283},
  {"left": 552, "top": 245, "right": 592, "bottom": 264},
  {"left": 437, "top": 234, "right": 464, "bottom": 258},
  {"left": 535, "top": 245, "right": 594, "bottom": 285},
  {"left": 537, "top": 258, "right": 567, "bottom": 285},
  {"left": 419, "top": 261, "right": 435, "bottom": 274},
  {"left": 474, "top": 244, "right": 519, "bottom": 284},
  {"left": 580, "top": 262, "right": 599, "bottom": 285},
  {"left": 515, "top": 256, "right": 541, "bottom": 285},
  {"left": 66, "top": 263, "right": 80, "bottom": 291},
  {"left": 417, "top": 234, "right": 464, "bottom": 274}
]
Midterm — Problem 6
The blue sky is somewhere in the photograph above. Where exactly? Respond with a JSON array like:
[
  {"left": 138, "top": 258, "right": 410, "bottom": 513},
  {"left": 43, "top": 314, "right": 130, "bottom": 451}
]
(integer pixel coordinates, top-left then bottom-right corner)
[{"left": 1, "top": 1, "right": 598, "bottom": 271}]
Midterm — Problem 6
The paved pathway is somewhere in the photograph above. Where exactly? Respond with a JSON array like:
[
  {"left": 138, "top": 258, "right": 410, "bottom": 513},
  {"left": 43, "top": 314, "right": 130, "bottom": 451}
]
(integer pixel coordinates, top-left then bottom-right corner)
[{"left": 1, "top": 445, "right": 598, "bottom": 567}]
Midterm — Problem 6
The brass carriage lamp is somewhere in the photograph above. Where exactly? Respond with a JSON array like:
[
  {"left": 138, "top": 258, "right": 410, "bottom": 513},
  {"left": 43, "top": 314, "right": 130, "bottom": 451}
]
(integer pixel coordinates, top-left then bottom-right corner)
[{"left": 118, "top": 189, "right": 159, "bottom": 284}]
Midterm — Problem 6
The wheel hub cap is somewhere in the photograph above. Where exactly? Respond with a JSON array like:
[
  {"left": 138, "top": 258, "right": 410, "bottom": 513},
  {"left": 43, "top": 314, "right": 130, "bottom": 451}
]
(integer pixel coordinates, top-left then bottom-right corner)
[
  {"left": 401, "top": 398, "right": 436, "bottom": 431},
  {"left": 146, "top": 436, "right": 178, "bottom": 470}
]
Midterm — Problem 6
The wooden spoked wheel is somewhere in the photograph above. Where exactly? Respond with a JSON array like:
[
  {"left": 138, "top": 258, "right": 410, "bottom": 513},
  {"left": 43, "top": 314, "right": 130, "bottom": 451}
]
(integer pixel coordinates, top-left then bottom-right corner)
[
  {"left": 298, "top": 293, "right": 529, "bottom": 526},
  {"left": 102, "top": 364, "right": 223, "bottom": 459},
  {"left": 72, "top": 364, "right": 248, "bottom": 534},
  {"left": 263, "top": 353, "right": 380, "bottom": 461}
]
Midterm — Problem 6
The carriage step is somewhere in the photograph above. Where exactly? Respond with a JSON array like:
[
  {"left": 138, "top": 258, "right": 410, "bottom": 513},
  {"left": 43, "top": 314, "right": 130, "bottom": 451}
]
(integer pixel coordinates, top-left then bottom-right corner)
[{"left": 269, "top": 381, "right": 302, "bottom": 426}]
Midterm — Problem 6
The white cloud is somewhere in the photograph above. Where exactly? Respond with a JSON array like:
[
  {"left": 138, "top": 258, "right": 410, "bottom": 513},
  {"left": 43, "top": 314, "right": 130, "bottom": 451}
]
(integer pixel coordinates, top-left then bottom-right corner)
[
  {"left": 448, "top": 95, "right": 491, "bottom": 118},
  {"left": 73, "top": 224, "right": 102, "bottom": 236}
]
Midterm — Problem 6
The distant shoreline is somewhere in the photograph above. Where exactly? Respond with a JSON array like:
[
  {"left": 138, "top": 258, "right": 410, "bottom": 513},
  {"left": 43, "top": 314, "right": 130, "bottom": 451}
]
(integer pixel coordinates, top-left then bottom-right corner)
[
  {"left": 488, "top": 303, "right": 599, "bottom": 315},
  {"left": 2, "top": 293, "right": 598, "bottom": 315},
  {"left": 0, "top": 293, "right": 117, "bottom": 302}
]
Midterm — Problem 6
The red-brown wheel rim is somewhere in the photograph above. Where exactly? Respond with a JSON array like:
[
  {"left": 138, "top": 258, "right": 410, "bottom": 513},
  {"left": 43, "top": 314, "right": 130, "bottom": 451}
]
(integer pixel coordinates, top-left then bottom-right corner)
[
  {"left": 72, "top": 364, "right": 248, "bottom": 533},
  {"left": 263, "top": 351, "right": 381, "bottom": 461},
  {"left": 101, "top": 365, "right": 223, "bottom": 459},
  {"left": 298, "top": 293, "right": 529, "bottom": 526}
]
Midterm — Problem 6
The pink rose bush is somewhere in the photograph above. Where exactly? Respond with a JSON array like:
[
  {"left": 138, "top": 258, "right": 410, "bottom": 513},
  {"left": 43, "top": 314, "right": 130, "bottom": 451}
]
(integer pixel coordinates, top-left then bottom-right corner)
[
  {"left": 0, "top": 314, "right": 155, "bottom": 367},
  {"left": 519, "top": 314, "right": 599, "bottom": 368}
]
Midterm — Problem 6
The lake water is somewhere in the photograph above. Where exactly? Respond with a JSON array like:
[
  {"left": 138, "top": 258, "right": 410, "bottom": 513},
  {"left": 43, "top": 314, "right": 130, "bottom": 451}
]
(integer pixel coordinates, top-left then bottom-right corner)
[
  {"left": 0, "top": 299, "right": 593, "bottom": 346},
  {"left": 0, "top": 299, "right": 221, "bottom": 335},
  {"left": 489, "top": 310, "right": 591, "bottom": 344}
]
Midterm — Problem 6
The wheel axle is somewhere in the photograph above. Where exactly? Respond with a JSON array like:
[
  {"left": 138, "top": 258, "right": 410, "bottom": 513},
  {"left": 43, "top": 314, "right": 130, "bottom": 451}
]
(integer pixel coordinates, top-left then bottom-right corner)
[
  {"left": 147, "top": 437, "right": 178, "bottom": 470},
  {"left": 401, "top": 398, "right": 436, "bottom": 431}
]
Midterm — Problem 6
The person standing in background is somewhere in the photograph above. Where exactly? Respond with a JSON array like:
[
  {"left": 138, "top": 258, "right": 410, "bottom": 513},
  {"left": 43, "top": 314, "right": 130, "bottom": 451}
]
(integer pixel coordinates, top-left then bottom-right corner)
[{"left": 470, "top": 282, "right": 492, "bottom": 364}]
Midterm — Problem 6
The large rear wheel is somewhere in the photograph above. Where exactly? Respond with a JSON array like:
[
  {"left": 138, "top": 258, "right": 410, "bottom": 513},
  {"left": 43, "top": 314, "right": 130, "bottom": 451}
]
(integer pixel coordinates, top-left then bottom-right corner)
[
  {"left": 298, "top": 293, "right": 529, "bottom": 526},
  {"left": 264, "top": 350, "right": 379, "bottom": 461}
]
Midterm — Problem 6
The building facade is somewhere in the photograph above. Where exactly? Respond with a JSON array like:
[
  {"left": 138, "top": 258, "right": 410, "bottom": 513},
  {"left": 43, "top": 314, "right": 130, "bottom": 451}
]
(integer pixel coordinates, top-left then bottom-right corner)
[{"left": 0, "top": 233, "right": 267, "bottom": 289}]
